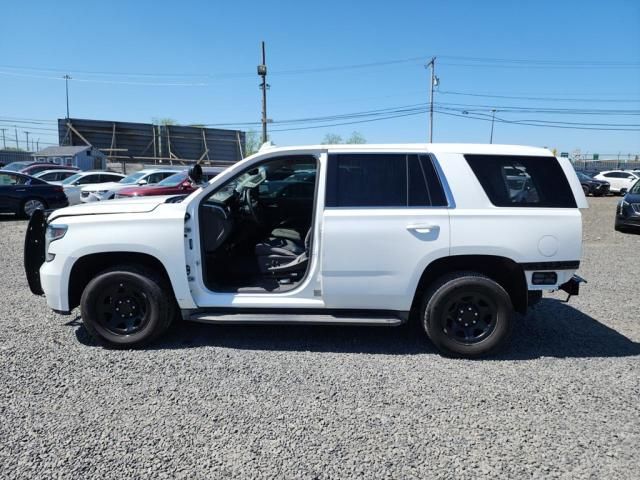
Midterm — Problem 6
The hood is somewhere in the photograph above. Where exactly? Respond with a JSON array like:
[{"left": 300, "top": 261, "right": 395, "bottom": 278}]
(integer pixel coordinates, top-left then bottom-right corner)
[
  {"left": 118, "top": 184, "right": 176, "bottom": 196},
  {"left": 48, "top": 195, "right": 175, "bottom": 221},
  {"left": 80, "top": 181, "right": 125, "bottom": 192},
  {"left": 624, "top": 192, "right": 640, "bottom": 203}
]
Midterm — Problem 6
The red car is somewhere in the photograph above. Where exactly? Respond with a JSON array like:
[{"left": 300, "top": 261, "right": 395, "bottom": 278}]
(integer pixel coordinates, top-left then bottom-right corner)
[{"left": 114, "top": 167, "right": 225, "bottom": 198}]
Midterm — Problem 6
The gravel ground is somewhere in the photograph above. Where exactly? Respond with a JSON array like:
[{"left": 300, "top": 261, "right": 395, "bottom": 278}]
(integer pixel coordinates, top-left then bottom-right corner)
[{"left": 0, "top": 196, "right": 638, "bottom": 479}]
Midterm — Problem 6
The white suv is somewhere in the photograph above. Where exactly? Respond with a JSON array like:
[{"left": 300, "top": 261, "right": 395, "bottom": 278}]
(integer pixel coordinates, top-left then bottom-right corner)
[
  {"left": 593, "top": 170, "right": 640, "bottom": 194},
  {"left": 80, "top": 168, "right": 178, "bottom": 202},
  {"left": 25, "top": 144, "right": 587, "bottom": 358}
]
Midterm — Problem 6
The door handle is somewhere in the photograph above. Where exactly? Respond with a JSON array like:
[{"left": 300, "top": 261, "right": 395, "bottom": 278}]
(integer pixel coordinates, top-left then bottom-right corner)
[
  {"left": 406, "top": 224, "right": 439, "bottom": 234},
  {"left": 16, "top": 189, "right": 26, "bottom": 192}
]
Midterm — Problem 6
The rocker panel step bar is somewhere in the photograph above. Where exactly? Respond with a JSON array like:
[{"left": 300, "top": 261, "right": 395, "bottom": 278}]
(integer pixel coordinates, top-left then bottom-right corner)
[{"left": 188, "top": 312, "right": 403, "bottom": 326}]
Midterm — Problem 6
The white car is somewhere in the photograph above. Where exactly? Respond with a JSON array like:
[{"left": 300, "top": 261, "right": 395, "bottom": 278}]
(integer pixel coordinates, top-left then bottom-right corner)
[
  {"left": 79, "top": 169, "right": 178, "bottom": 202},
  {"left": 55, "top": 171, "right": 126, "bottom": 205},
  {"left": 33, "top": 169, "right": 80, "bottom": 184},
  {"left": 27, "top": 144, "right": 587, "bottom": 358},
  {"left": 593, "top": 170, "right": 640, "bottom": 194}
]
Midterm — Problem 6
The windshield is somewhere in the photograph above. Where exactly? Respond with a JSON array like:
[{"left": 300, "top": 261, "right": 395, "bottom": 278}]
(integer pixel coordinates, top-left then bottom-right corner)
[
  {"left": 630, "top": 180, "right": 640, "bottom": 194},
  {"left": 62, "top": 173, "right": 83, "bottom": 185},
  {"left": 118, "top": 172, "right": 146, "bottom": 184},
  {"left": 577, "top": 172, "right": 592, "bottom": 180},
  {"left": 157, "top": 172, "right": 187, "bottom": 186},
  {"left": 2, "top": 161, "right": 30, "bottom": 172}
]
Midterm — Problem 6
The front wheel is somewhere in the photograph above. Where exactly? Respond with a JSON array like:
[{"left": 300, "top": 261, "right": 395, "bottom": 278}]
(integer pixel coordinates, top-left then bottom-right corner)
[
  {"left": 421, "top": 272, "right": 513, "bottom": 358},
  {"left": 80, "top": 266, "right": 175, "bottom": 348},
  {"left": 21, "top": 198, "right": 46, "bottom": 218}
]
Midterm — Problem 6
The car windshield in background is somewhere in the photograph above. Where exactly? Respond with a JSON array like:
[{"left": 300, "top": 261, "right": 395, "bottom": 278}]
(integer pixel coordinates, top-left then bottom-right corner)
[
  {"left": 578, "top": 172, "right": 593, "bottom": 180},
  {"left": 62, "top": 173, "right": 83, "bottom": 185},
  {"left": 2, "top": 162, "right": 31, "bottom": 172},
  {"left": 119, "top": 172, "right": 146, "bottom": 184},
  {"left": 630, "top": 181, "right": 640, "bottom": 194},
  {"left": 157, "top": 172, "right": 187, "bottom": 186}
]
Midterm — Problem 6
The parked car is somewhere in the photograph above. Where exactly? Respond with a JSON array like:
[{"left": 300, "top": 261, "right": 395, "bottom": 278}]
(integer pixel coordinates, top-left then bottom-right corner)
[
  {"left": 615, "top": 179, "right": 640, "bottom": 233},
  {"left": 19, "top": 163, "right": 80, "bottom": 176},
  {"left": 26, "top": 144, "right": 586, "bottom": 358},
  {"left": 576, "top": 171, "right": 610, "bottom": 196},
  {"left": 33, "top": 169, "right": 81, "bottom": 184},
  {"left": 56, "top": 171, "right": 126, "bottom": 205},
  {"left": 114, "top": 167, "right": 226, "bottom": 199},
  {"left": 1, "top": 161, "right": 33, "bottom": 172},
  {"left": 80, "top": 169, "right": 179, "bottom": 202},
  {"left": 0, "top": 171, "right": 68, "bottom": 217},
  {"left": 593, "top": 170, "right": 640, "bottom": 195}
]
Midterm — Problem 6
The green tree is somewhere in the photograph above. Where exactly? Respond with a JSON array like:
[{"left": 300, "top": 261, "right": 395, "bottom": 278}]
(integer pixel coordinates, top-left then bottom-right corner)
[
  {"left": 346, "top": 131, "right": 366, "bottom": 144},
  {"left": 244, "top": 130, "right": 261, "bottom": 156},
  {"left": 322, "top": 133, "right": 343, "bottom": 144},
  {"left": 152, "top": 117, "right": 178, "bottom": 126}
]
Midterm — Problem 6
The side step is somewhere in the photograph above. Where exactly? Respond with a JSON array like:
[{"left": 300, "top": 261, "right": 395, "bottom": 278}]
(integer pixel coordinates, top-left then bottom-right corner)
[{"left": 188, "top": 312, "right": 403, "bottom": 326}]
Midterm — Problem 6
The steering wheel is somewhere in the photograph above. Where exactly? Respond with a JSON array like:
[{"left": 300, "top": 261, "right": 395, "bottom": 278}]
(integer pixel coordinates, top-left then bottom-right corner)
[{"left": 243, "top": 187, "right": 261, "bottom": 224}]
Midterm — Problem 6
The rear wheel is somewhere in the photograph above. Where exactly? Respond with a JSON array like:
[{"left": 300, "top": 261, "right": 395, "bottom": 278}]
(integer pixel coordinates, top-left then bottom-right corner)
[
  {"left": 80, "top": 266, "right": 175, "bottom": 348},
  {"left": 421, "top": 272, "right": 513, "bottom": 358},
  {"left": 582, "top": 185, "right": 589, "bottom": 196},
  {"left": 20, "top": 198, "right": 46, "bottom": 218}
]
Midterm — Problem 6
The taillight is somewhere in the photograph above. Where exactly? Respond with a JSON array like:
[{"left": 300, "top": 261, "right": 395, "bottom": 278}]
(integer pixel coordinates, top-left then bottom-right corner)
[{"left": 54, "top": 186, "right": 64, "bottom": 193}]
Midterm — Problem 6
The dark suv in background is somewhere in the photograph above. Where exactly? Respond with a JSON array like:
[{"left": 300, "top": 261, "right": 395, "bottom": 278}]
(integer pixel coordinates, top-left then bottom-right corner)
[
  {"left": 615, "top": 180, "right": 640, "bottom": 233},
  {"left": 576, "top": 171, "right": 609, "bottom": 196}
]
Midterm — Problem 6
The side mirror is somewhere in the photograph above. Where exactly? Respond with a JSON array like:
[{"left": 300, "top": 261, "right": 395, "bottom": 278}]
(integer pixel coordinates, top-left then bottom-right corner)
[
  {"left": 188, "top": 164, "right": 203, "bottom": 184},
  {"left": 137, "top": 179, "right": 148, "bottom": 186}
]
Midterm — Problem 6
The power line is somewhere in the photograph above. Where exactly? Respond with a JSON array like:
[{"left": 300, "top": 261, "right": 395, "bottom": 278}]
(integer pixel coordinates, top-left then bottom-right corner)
[{"left": 438, "top": 90, "right": 640, "bottom": 103}]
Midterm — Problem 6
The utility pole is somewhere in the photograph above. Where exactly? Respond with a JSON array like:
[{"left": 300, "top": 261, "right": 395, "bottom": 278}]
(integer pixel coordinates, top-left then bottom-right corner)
[
  {"left": 0, "top": 128, "right": 6, "bottom": 149},
  {"left": 490, "top": 109, "right": 497, "bottom": 144},
  {"left": 426, "top": 57, "right": 437, "bottom": 143},
  {"left": 63, "top": 74, "right": 72, "bottom": 119},
  {"left": 257, "top": 41, "right": 268, "bottom": 144},
  {"left": 25, "top": 132, "right": 30, "bottom": 152},
  {"left": 14, "top": 127, "right": 19, "bottom": 149}
]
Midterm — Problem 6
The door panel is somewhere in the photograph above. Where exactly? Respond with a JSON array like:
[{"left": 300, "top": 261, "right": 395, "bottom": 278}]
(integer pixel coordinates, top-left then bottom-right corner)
[{"left": 321, "top": 208, "right": 450, "bottom": 311}]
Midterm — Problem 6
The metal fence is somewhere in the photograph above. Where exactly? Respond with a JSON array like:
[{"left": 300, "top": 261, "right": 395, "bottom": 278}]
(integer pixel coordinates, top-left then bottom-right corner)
[
  {"left": 571, "top": 160, "right": 640, "bottom": 172},
  {"left": 58, "top": 118, "right": 246, "bottom": 166},
  {"left": 0, "top": 149, "right": 33, "bottom": 167}
]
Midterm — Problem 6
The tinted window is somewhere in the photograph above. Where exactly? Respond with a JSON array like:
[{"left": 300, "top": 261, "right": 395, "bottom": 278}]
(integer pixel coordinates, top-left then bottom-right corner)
[
  {"left": 326, "top": 153, "right": 447, "bottom": 208},
  {"left": 101, "top": 174, "right": 124, "bottom": 182},
  {"left": 465, "top": 155, "right": 576, "bottom": 208},
  {"left": 77, "top": 174, "right": 101, "bottom": 185}
]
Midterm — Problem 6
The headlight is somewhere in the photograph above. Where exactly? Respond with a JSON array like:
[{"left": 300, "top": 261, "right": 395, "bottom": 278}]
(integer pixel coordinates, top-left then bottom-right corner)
[
  {"left": 96, "top": 190, "right": 109, "bottom": 195},
  {"left": 45, "top": 224, "right": 68, "bottom": 262}
]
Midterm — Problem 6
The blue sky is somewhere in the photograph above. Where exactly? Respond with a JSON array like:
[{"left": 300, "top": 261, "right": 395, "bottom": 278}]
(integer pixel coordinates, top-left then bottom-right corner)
[{"left": 1, "top": 0, "right": 639, "bottom": 156}]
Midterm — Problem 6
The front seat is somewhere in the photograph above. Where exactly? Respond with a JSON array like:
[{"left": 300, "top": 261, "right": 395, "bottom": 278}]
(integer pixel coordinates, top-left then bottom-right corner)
[{"left": 255, "top": 230, "right": 310, "bottom": 275}]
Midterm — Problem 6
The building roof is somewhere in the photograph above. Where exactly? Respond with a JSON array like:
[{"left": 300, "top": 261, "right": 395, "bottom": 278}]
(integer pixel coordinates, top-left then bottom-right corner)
[{"left": 32, "top": 145, "right": 91, "bottom": 157}]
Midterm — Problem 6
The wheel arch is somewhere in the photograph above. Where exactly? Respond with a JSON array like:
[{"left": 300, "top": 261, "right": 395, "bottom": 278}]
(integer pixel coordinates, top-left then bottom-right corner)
[
  {"left": 68, "top": 251, "right": 174, "bottom": 311},
  {"left": 411, "top": 254, "right": 528, "bottom": 315}
]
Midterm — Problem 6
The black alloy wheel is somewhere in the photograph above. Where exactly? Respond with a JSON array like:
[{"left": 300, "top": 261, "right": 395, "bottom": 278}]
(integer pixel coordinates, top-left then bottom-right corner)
[
  {"left": 95, "top": 281, "right": 150, "bottom": 335},
  {"left": 422, "top": 271, "right": 513, "bottom": 358},
  {"left": 80, "top": 266, "right": 175, "bottom": 348},
  {"left": 441, "top": 292, "right": 497, "bottom": 344}
]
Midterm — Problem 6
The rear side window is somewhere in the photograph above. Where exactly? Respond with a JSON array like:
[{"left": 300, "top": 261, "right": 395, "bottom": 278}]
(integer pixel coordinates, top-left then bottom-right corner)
[
  {"left": 326, "top": 153, "right": 447, "bottom": 207},
  {"left": 465, "top": 155, "right": 576, "bottom": 208}
]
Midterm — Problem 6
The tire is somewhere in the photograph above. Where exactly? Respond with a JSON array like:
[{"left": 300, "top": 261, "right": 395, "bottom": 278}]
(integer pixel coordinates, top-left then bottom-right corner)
[
  {"left": 20, "top": 198, "right": 47, "bottom": 219},
  {"left": 421, "top": 271, "right": 513, "bottom": 358},
  {"left": 80, "top": 266, "right": 175, "bottom": 348},
  {"left": 582, "top": 185, "right": 589, "bottom": 196}
]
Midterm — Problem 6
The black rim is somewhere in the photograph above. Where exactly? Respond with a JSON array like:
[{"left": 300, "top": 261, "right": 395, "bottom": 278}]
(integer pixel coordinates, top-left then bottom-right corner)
[
  {"left": 95, "top": 281, "right": 149, "bottom": 335},
  {"left": 441, "top": 291, "right": 497, "bottom": 344}
]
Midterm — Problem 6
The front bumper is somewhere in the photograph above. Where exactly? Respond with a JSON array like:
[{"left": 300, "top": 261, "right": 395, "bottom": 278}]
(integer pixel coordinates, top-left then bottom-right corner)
[{"left": 615, "top": 202, "right": 640, "bottom": 231}]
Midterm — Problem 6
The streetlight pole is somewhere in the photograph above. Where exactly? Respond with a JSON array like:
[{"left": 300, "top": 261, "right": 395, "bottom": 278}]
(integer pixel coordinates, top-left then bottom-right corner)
[
  {"left": 489, "top": 109, "right": 497, "bottom": 144},
  {"left": 25, "top": 131, "right": 30, "bottom": 151},
  {"left": 63, "top": 74, "right": 72, "bottom": 119},
  {"left": 426, "top": 57, "right": 436, "bottom": 143},
  {"left": 0, "top": 128, "right": 6, "bottom": 149},
  {"left": 257, "top": 42, "right": 268, "bottom": 144}
]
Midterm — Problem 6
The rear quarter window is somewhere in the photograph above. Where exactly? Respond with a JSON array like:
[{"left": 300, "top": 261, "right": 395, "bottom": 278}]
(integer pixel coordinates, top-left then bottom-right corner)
[{"left": 465, "top": 155, "right": 577, "bottom": 208}]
